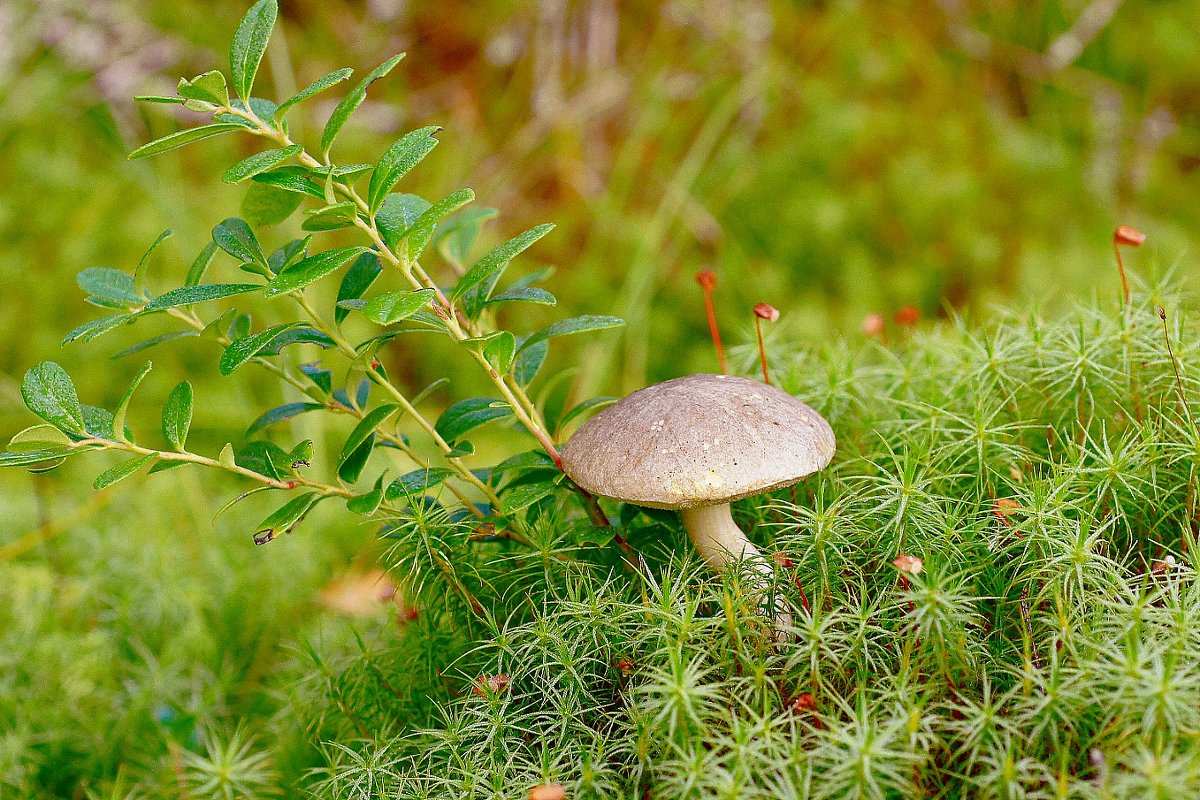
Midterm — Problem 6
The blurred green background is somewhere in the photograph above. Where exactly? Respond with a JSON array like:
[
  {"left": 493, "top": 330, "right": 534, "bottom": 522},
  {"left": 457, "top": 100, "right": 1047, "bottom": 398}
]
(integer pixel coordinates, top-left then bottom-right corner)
[
  {"left": 2, "top": 0, "right": 1199, "bottom": 793},
  {"left": 4, "top": 0, "right": 1199, "bottom": 408}
]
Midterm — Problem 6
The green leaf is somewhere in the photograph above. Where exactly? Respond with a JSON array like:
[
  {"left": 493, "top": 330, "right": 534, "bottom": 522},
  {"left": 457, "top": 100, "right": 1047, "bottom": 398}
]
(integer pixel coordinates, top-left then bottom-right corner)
[
  {"left": 266, "top": 237, "right": 311, "bottom": 273},
  {"left": 112, "top": 361, "right": 152, "bottom": 441},
  {"left": 241, "top": 181, "right": 303, "bottom": 227},
  {"left": 299, "top": 362, "right": 333, "bottom": 394},
  {"left": 228, "top": 313, "right": 251, "bottom": 340},
  {"left": 376, "top": 193, "right": 432, "bottom": 249},
  {"left": 94, "top": 454, "right": 158, "bottom": 489},
  {"left": 346, "top": 473, "right": 386, "bottom": 515},
  {"left": 483, "top": 332, "right": 517, "bottom": 374},
  {"left": 135, "top": 95, "right": 186, "bottom": 105},
  {"left": 222, "top": 144, "right": 301, "bottom": 184},
  {"left": 252, "top": 167, "right": 324, "bottom": 198},
  {"left": 321, "top": 53, "right": 405, "bottom": 157},
  {"left": 275, "top": 67, "right": 353, "bottom": 120},
  {"left": 220, "top": 323, "right": 303, "bottom": 375},
  {"left": 437, "top": 206, "right": 497, "bottom": 267},
  {"left": 557, "top": 396, "right": 617, "bottom": 433},
  {"left": 82, "top": 406, "right": 119, "bottom": 440},
  {"left": 62, "top": 315, "right": 132, "bottom": 346},
  {"left": 253, "top": 492, "right": 321, "bottom": 545},
  {"left": 230, "top": 0, "right": 277, "bottom": 101},
  {"left": 21, "top": 362, "right": 86, "bottom": 435},
  {"left": 257, "top": 327, "right": 334, "bottom": 355},
  {"left": 385, "top": 468, "right": 454, "bottom": 500},
  {"left": 128, "top": 123, "right": 244, "bottom": 160},
  {"left": 518, "top": 315, "right": 625, "bottom": 353},
  {"left": 0, "top": 448, "right": 77, "bottom": 469},
  {"left": 501, "top": 480, "right": 561, "bottom": 514},
  {"left": 237, "top": 440, "right": 287, "bottom": 480},
  {"left": 451, "top": 223, "right": 554, "bottom": 303},
  {"left": 111, "top": 331, "right": 199, "bottom": 359},
  {"left": 335, "top": 253, "right": 382, "bottom": 324},
  {"left": 513, "top": 340, "right": 549, "bottom": 386},
  {"left": 212, "top": 485, "right": 274, "bottom": 525},
  {"left": 286, "top": 439, "right": 314, "bottom": 469},
  {"left": 301, "top": 201, "right": 358, "bottom": 232},
  {"left": 486, "top": 286, "right": 556, "bottom": 307},
  {"left": 6, "top": 425, "right": 74, "bottom": 473},
  {"left": 362, "top": 289, "right": 436, "bottom": 325},
  {"left": 133, "top": 229, "right": 174, "bottom": 296},
  {"left": 338, "top": 434, "right": 374, "bottom": 483},
  {"left": 177, "top": 70, "right": 229, "bottom": 106},
  {"left": 264, "top": 246, "right": 368, "bottom": 297},
  {"left": 393, "top": 188, "right": 475, "bottom": 261},
  {"left": 9, "top": 424, "right": 72, "bottom": 451},
  {"left": 185, "top": 242, "right": 220, "bottom": 286},
  {"left": 246, "top": 402, "right": 324, "bottom": 437},
  {"left": 161, "top": 381, "right": 193, "bottom": 451},
  {"left": 212, "top": 218, "right": 267, "bottom": 268},
  {"left": 367, "top": 126, "right": 441, "bottom": 213},
  {"left": 144, "top": 283, "right": 260, "bottom": 311},
  {"left": 568, "top": 520, "right": 617, "bottom": 547},
  {"left": 434, "top": 398, "right": 512, "bottom": 444},
  {"left": 77, "top": 267, "right": 140, "bottom": 307},
  {"left": 492, "top": 449, "right": 557, "bottom": 477},
  {"left": 340, "top": 405, "right": 399, "bottom": 465}
]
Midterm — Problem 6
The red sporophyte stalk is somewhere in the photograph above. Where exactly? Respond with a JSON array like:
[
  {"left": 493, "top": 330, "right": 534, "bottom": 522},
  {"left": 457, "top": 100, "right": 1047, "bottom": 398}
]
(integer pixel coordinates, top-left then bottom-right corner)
[
  {"left": 1113, "top": 225, "right": 1146, "bottom": 308},
  {"left": 893, "top": 305, "right": 920, "bottom": 327},
  {"left": 789, "top": 692, "right": 817, "bottom": 714},
  {"left": 773, "top": 552, "right": 811, "bottom": 614},
  {"left": 472, "top": 674, "right": 511, "bottom": 696},
  {"left": 1159, "top": 305, "right": 1198, "bottom": 432},
  {"left": 696, "top": 270, "right": 727, "bottom": 374},
  {"left": 754, "top": 303, "right": 780, "bottom": 384},
  {"left": 528, "top": 784, "right": 567, "bottom": 800},
  {"left": 862, "top": 312, "right": 886, "bottom": 339},
  {"left": 893, "top": 554, "right": 922, "bottom": 611},
  {"left": 893, "top": 554, "right": 922, "bottom": 589}
]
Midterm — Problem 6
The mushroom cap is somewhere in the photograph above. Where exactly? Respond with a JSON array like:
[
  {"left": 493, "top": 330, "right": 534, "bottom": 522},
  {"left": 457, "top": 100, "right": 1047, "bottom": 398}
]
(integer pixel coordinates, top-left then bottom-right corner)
[{"left": 561, "top": 374, "right": 835, "bottom": 509}]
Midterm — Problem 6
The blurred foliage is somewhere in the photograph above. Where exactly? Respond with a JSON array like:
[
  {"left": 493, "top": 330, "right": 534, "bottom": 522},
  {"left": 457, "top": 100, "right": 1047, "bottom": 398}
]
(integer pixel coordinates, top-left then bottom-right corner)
[
  {"left": 2, "top": 0, "right": 1198, "bottom": 404},
  {"left": 3, "top": 0, "right": 1200, "bottom": 796}
]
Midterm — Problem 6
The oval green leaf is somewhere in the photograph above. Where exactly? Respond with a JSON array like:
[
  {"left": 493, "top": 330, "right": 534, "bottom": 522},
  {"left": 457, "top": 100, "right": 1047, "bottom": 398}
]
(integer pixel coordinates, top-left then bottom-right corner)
[
  {"left": 161, "top": 381, "right": 194, "bottom": 451},
  {"left": 222, "top": 144, "right": 302, "bottom": 184},
  {"left": 362, "top": 289, "right": 436, "bottom": 325},
  {"left": 94, "top": 454, "right": 158, "bottom": 489},
  {"left": 21, "top": 362, "right": 86, "bottom": 435},
  {"left": 128, "top": 123, "right": 245, "bottom": 160},
  {"left": 264, "top": 246, "right": 368, "bottom": 297},
  {"left": 230, "top": 0, "right": 278, "bottom": 101}
]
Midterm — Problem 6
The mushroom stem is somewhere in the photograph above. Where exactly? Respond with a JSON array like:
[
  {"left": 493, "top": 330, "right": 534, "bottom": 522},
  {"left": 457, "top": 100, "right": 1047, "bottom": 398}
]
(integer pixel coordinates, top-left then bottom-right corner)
[
  {"left": 681, "top": 503, "right": 763, "bottom": 572},
  {"left": 681, "top": 504, "right": 792, "bottom": 635}
]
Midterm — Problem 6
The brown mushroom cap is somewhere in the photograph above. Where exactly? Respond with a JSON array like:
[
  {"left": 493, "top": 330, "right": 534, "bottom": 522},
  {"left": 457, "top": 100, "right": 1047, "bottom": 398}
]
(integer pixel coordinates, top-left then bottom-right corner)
[{"left": 562, "top": 374, "right": 835, "bottom": 509}]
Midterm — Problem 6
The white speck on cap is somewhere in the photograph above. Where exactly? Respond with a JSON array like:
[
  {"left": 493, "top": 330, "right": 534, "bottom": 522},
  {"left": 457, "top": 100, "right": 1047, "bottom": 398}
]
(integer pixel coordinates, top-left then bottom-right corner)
[{"left": 561, "top": 374, "right": 835, "bottom": 509}]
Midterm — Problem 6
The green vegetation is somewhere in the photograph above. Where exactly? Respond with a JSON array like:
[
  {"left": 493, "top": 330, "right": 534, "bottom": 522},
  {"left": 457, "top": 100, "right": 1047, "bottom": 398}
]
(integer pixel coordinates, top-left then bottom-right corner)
[
  {"left": 7, "top": 279, "right": 1200, "bottom": 797},
  {"left": 3, "top": 1, "right": 1200, "bottom": 798}
]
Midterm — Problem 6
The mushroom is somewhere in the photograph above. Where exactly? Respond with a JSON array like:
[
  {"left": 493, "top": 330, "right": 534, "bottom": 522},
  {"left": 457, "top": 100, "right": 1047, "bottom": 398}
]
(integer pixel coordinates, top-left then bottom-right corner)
[{"left": 561, "top": 373, "right": 835, "bottom": 631}]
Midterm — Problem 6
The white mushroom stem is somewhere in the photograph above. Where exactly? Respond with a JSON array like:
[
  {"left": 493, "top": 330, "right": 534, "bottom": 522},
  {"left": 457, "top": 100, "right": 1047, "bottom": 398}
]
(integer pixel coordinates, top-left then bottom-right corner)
[
  {"left": 681, "top": 503, "right": 765, "bottom": 572},
  {"left": 681, "top": 503, "right": 792, "bottom": 636}
]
